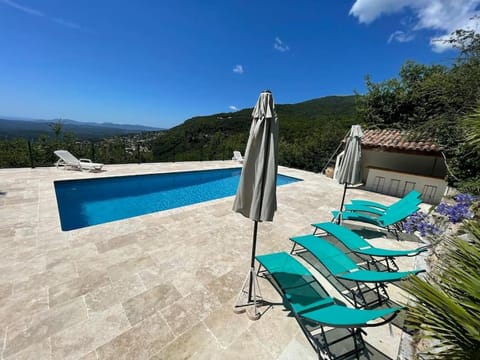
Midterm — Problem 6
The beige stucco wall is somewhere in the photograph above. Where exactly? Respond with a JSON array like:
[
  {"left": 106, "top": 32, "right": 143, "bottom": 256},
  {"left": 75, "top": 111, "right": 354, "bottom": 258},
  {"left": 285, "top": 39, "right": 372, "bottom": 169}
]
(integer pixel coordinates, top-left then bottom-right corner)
[
  {"left": 360, "top": 149, "right": 447, "bottom": 182},
  {"left": 364, "top": 167, "right": 447, "bottom": 204},
  {"left": 357, "top": 149, "right": 448, "bottom": 204}
]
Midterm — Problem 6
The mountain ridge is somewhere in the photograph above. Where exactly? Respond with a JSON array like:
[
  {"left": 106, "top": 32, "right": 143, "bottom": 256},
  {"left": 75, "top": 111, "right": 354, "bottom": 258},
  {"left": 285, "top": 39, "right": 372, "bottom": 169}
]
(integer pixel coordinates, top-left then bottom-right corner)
[
  {"left": 151, "top": 94, "right": 358, "bottom": 171},
  {"left": 0, "top": 94, "right": 357, "bottom": 141},
  {"left": 0, "top": 117, "right": 163, "bottom": 140}
]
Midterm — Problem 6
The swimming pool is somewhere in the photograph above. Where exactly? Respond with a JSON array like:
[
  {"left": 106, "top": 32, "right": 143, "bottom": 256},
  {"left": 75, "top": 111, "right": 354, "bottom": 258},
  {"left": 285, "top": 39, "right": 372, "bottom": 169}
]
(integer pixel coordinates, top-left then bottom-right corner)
[{"left": 54, "top": 167, "right": 301, "bottom": 231}]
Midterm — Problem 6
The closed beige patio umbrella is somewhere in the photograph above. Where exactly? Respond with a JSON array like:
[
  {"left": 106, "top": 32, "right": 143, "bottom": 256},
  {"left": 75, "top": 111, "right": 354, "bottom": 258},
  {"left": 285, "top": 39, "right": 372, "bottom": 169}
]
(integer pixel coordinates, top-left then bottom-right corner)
[
  {"left": 233, "top": 90, "right": 279, "bottom": 319},
  {"left": 336, "top": 124, "right": 363, "bottom": 222}
]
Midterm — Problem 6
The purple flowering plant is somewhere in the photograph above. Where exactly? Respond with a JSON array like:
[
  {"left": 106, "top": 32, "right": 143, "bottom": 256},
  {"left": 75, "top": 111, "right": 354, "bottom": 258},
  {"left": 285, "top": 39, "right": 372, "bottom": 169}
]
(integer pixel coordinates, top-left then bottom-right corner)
[
  {"left": 435, "top": 193, "right": 476, "bottom": 224},
  {"left": 402, "top": 193, "right": 477, "bottom": 236},
  {"left": 403, "top": 211, "right": 441, "bottom": 237}
]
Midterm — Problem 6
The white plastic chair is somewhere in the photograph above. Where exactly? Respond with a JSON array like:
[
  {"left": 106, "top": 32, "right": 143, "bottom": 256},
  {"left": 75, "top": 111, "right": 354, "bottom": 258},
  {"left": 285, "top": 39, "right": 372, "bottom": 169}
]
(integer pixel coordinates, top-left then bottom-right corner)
[
  {"left": 232, "top": 151, "right": 244, "bottom": 163},
  {"left": 54, "top": 150, "right": 104, "bottom": 172}
]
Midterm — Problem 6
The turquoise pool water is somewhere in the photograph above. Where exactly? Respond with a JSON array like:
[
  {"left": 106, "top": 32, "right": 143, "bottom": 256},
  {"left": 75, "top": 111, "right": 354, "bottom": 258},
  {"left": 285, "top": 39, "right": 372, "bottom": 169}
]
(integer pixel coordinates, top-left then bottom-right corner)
[{"left": 54, "top": 167, "right": 301, "bottom": 231}]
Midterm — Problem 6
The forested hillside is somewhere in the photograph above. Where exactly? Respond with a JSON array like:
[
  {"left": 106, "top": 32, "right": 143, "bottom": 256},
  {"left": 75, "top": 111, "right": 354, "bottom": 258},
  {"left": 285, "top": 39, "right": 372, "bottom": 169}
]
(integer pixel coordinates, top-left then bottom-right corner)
[
  {"left": 151, "top": 95, "right": 358, "bottom": 172},
  {"left": 0, "top": 95, "right": 358, "bottom": 173}
]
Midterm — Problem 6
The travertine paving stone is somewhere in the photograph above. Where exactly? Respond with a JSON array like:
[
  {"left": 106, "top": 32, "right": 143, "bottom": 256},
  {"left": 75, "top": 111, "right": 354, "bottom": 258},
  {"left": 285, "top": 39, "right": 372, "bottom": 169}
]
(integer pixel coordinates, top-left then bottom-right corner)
[
  {"left": 48, "top": 271, "right": 111, "bottom": 307},
  {"left": 149, "top": 322, "right": 217, "bottom": 360},
  {"left": 95, "top": 311, "right": 174, "bottom": 360},
  {"left": 107, "top": 255, "right": 156, "bottom": 282},
  {"left": 0, "top": 162, "right": 424, "bottom": 359},
  {"left": 4, "top": 338, "right": 52, "bottom": 360},
  {"left": 110, "top": 274, "right": 147, "bottom": 303},
  {"left": 4, "top": 297, "right": 87, "bottom": 358},
  {"left": 161, "top": 285, "right": 222, "bottom": 336},
  {"left": 0, "top": 285, "right": 49, "bottom": 326},
  {"left": 50, "top": 304, "right": 130, "bottom": 360},
  {"left": 122, "top": 283, "right": 182, "bottom": 326}
]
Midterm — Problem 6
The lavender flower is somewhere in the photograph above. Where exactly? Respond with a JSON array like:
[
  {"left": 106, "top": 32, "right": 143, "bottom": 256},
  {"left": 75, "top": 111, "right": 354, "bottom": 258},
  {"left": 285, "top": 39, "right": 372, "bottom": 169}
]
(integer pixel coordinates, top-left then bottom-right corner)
[
  {"left": 435, "top": 193, "right": 475, "bottom": 224},
  {"left": 403, "top": 211, "right": 441, "bottom": 237},
  {"left": 452, "top": 193, "right": 476, "bottom": 206}
]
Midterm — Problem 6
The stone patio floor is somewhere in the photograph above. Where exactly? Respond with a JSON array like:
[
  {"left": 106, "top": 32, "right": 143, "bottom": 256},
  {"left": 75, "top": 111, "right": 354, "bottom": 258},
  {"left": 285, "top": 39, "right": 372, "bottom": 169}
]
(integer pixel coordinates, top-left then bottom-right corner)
[{"left": 0, "top": 161, "right": 425, "bottom": 359}]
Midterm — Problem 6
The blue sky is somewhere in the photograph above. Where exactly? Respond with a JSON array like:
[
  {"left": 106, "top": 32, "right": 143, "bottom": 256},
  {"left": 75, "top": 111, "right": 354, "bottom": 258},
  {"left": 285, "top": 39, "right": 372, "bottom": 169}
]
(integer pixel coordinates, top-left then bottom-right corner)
[{"left": 1, "top": 0, "right": 479, "bottom": 128}]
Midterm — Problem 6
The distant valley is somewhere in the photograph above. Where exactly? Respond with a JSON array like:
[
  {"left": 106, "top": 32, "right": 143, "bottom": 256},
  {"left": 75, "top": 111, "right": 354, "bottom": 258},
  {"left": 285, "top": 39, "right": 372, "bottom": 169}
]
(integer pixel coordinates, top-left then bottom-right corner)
[
  {"left": 0, "top": 95, "right": 358, "bottom": 173},
  {"left": 0, "top": 117, "right": 164, "bottom": 140}
]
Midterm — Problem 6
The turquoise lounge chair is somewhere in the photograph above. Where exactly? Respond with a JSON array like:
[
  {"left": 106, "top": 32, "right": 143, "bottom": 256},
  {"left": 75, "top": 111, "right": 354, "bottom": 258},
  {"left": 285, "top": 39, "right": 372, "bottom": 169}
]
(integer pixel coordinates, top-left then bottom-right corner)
[
  {"left": 289, "top": 234, "right": 423, "bottom": 307},
  {"left": 312, "top": 222, "right": 429, "bottom": 271},
  {"left": 344, "top": 200, "right": 419, "bottom": 217},
  {"left": 331, "top": 202, "right": 419, "bottom": 238},
  {"left": 256, "top": 251, "right": 401, "bottom": 359},
  {"left": 348, "top": 190, "right": 422, "bottom": 213}
]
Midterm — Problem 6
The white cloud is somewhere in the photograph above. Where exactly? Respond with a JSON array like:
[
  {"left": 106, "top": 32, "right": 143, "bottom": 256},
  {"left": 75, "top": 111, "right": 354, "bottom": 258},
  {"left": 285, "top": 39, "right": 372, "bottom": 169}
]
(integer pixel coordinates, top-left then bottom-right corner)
[
  {"left": 1, "top": 0, "right": 44, "bottom": 16},
  {"left": 388, "top": 30, "right": 415, "bottom": 43},
  {"left": 274, "top": 37, "right": 290, "bottom": 52},
  {"left": 349, "top": 0, "right": 411, "bottom": 24},
  {"left": 1, "top": 0, "right": 85, "bottom": 31},
  {"left": 233, "top": 64, "right": 244, "bottom": 74},
  {"left": 229, "top": 105, "right": 238, "bottom": 111},
  {"left": 350, "top": 0, "right": 480, "bottom": 52}
]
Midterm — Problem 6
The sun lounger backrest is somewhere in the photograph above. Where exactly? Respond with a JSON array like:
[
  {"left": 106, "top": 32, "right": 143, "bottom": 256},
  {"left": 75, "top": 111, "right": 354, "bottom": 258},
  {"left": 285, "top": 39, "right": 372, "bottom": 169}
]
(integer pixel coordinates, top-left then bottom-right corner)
[
  {"left": 316, "top": 222, "right": 368, "bottom": 250},
  {"left": 379, "top": 205, "right": 420, "bottom": 226},
  {"left": 389, "top": 190, "right": 422, "bottom": 212},
  {"left": 54, "top": 150, "right": 80, "bottom": 164},
  {"left": 290, "top": 235, "right": 358, "bottom": 275},
  {"left": 256, "top": 252, "right": 334, "bottom": 314},
  {"left": 350, "top": 190, "right": 422, "bottom": 211},
  {"left": 232, "top": 151, "right": 244, "bottom": 161},
  {"left": 343, "top": 204, "right": 386, "bottom": 216}
]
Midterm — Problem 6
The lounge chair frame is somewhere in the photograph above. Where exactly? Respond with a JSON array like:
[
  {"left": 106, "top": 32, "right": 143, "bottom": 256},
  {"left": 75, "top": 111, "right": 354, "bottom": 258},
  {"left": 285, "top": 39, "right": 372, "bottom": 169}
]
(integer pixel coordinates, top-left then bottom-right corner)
[
  {"left": 54, "top": 150, "right": 104, "bottom": 172},
  {"left": 289, "top": 242, "right": 389, "bottom": 309},
  {"left": 256, "top": 252, "right": 400, "bottom": 360},
  {"left": 289, "top": 235, "right": 423, "bottom": 309},
  {"left": 331, "top": 204, "right": 419, "bottom": 240}
]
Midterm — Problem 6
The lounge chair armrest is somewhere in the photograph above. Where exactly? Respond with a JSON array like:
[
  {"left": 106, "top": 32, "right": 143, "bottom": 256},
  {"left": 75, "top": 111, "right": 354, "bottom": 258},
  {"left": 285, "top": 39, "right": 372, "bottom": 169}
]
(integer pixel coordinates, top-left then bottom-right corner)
[
  {"left": 79, "top": 158, "right": 93, "bottom": 163},
  {"left": 361, "top": 307, "right": 402, "bottom": 327}
]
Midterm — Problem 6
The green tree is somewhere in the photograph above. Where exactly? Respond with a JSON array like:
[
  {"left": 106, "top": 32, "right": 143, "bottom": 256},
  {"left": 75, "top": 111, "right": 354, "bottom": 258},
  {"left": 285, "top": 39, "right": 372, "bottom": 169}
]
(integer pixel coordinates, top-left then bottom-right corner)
[
  {"left": 358, "top": 26, "right": 480, "bottom": 190},
  {"left": 446, "top": 25, "right": 480, "bottom": 62},
  {"left": 49, "top": 120, "right": 64, "bottom": 142},
  {"left": 464, "top": 105, "right": 480, "bottom": 151},
  {"left": 0, "top": 138, "right": 30, "bottom": 167},
  {"left": 358, "top": 62, "right": 449, "bottom": 129},
  {"left": 457, "top": 105, "right": 480, "bottom": 193}
]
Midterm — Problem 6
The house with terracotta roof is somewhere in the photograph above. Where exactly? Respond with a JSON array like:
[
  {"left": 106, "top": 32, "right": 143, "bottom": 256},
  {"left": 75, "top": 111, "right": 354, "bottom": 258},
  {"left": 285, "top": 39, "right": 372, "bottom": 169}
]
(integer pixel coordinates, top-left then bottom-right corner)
[{"left": 339, "top": 129, "right": 448, "bottom": 204}]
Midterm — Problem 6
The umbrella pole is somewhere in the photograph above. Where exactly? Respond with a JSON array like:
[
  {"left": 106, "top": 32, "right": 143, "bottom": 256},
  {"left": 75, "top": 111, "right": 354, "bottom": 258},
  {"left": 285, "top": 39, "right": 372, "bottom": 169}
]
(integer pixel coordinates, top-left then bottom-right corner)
[
  {"left": 247, "top": 220, "right": 258, "bottom": 302},
  {"left": 233, "top": 220, "right": 262, "bottom": 320},
  {"left": 337, "top": 183, "right": 348, "bottom": 224}
]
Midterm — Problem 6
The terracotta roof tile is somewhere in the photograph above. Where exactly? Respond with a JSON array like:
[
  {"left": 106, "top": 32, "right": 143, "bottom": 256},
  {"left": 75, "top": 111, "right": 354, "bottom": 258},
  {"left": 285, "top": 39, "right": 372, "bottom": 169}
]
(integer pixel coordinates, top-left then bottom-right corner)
[{"left": 360, "top": 129, "right": 443, "bottom": 153}]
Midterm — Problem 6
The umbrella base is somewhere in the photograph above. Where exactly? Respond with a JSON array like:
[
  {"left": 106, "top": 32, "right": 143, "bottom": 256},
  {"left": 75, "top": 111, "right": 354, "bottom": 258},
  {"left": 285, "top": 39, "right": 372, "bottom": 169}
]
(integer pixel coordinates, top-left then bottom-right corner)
[{"left": 233, "top": 268, "right": 263, "bottom": 320}]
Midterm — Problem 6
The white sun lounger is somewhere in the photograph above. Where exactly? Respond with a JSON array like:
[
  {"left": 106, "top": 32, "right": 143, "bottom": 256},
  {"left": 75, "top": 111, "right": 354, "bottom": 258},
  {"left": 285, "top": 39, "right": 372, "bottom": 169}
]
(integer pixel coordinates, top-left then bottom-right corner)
[
  {"left": 232, "top": 151, "right": 244, "bottom": 163},
  {"left": 54, "top": 150, "right": 104, "bottom": 172}
]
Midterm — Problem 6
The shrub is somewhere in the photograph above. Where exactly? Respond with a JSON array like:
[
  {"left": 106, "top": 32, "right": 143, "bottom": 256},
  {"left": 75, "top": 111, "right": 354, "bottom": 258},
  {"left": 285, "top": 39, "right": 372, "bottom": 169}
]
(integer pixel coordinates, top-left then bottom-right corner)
[{"left": 402, "top": 220, "right": 480, "bottom": 359}]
